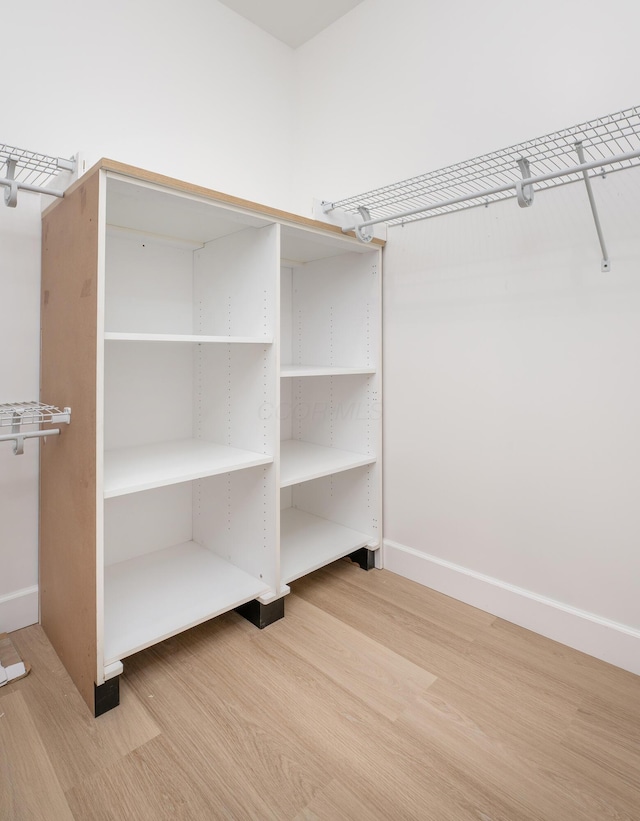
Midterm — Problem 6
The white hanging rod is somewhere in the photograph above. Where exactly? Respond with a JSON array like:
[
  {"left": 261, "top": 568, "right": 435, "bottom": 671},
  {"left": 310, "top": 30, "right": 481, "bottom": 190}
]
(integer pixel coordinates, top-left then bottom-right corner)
[
  {"left": 0, "top": 144, "right": 76, "bottom": 207},
  {"left": 0, "top": 177, "right": 66, "bottom": 198},
  {"left": 0, "top": 428, "right": 61, "bottom": 455},
  {"left": 341, "top": 148, "right": 640, "bottom": 235}
]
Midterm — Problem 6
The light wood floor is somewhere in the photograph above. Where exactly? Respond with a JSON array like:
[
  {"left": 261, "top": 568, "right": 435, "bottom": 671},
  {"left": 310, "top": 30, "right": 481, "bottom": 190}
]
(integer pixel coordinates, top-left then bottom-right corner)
[{"left": 1, "top": 560, "right": 639, "bottom": 820}]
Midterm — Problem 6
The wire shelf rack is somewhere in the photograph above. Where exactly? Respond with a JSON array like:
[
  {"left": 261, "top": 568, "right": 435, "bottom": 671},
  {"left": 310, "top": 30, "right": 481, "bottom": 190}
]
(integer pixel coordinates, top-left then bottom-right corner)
[
  {"left": 0, "top": 145, "right": 75, "bottom": 189},
  {"left": 0, "top": 143, "right": 76, "bottom": 207},
  {"left": 0, "top": 402, "right": 71, "bottom": 428},
  {"left": 330, "top": 105, "right": 640, "bottom": 226},
  {"left": 0, "top": 402, "right": 71, "bottom": 454}
]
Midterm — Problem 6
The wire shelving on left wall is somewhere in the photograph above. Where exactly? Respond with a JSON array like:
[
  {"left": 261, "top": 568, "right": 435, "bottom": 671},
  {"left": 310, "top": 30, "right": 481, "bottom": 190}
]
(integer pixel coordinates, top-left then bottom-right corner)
[
  {"left": 0, "top": 143, "right": 76, "bottom": 207},
  {"left": 0, "top": 402, "right": 71, "bottom": 455}
]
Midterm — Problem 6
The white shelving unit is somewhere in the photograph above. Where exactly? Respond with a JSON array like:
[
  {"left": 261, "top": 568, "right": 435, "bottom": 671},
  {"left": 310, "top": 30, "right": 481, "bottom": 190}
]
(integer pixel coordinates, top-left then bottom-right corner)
[
  {"left": 279, "top": 225, "right": 382, "bottom": 583},
  {"left": 39, "top": 160, "right": 382, "bottom": 716},
  {"left": 100, "top": 175, "right": 279, "bottom": 670}
]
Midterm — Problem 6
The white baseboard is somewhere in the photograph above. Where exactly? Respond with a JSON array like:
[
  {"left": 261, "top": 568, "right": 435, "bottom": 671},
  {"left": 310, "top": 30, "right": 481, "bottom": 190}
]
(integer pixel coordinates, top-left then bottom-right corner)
[
  {"left": 383, "top": 539, "right": 640, "bottom": 676},
  {"left": 0, "top": 586, "right": 38, "bottom": 633}
]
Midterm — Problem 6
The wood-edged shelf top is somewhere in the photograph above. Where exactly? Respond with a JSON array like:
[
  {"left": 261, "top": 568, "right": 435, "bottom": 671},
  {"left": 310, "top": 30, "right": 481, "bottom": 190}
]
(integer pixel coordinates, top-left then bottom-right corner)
[
  {"left": 45, "top": 158, "right": 385, "bottom": 248},
  {"left": 280, "top": 507, "right": 373, "bottom": 584},
  {"left": 280, "top": 439, "right": 375, "bottom": 488},
  {"left": 104, "top": 439, "right": 273, "bottom": 498},
  {"left": 103, "top": 540, "right": 270, "bottom": 664},
  {"left": 280, "top": 365, "right": 376, "bottom": 378},
  {"left": 105, "top": 332, "right": 273, "bottom": 345}
]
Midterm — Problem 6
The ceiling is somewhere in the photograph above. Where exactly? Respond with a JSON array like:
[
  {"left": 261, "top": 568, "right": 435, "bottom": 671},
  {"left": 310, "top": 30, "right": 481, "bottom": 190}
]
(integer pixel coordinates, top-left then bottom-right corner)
[{"left": 217, "top": 0, "right": 365, "bottom": 49}]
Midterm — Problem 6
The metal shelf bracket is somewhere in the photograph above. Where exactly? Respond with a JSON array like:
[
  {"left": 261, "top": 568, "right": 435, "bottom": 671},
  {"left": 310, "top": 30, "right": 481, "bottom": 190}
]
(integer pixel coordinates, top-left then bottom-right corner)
[
  {"left": 354, "top": 206, "right": 374, "bottom": 243},
  {"left": 516, "top": 158, "right": 534, "bottom": 208},
  {"left": 574, "top": 141, "right": 610, "bottom": 272},
  {"left": 3, "top": 158, "right": 18, "bottom": 207}
]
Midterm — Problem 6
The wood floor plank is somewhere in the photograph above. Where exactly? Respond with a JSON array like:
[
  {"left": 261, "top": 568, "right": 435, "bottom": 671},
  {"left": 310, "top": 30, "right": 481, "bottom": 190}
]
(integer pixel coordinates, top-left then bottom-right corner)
[
  {"left": 171, "top": 611, "right": 539, "bottom": 820},
  {"left": 124, "top": 609, "right": 495, "bottom": 819},
  {"left": 475, "top": 617, "right": 640, "bottom": 703},
  {"left": 400, "top": 681, "right": 640, "bottom": 820},
  {"left": 5, "top": 563, "right": 640, "bottom": 820},
  {"left": 268, "top": 593, "right": 438, "bottom": 721},
  {"left": 419, "top": 621, "right": 640, "bottom": 818},
  {"left": 555, "top": 695, "right": 640, "bottom": 816},
  {"left": 0, "top": 690, "right": 73, "bottom": 821},
  {"left": 122, "top": 627, "right": 334, "bottom": 820},
  {"left": 5, "top": 625, "right": 160, "bottom": 792},
  {"left": 489, "top": 617, "right": 640, "bottom": 709},
  {"left": 394, "top": 690, "right": 629, "bottom": 821},
  {"left": 290, "top": 566, "right": 479, "bottom": 679},
  {"left": 431, "top": 620, "right": 584, "bottom": 738},
  {"left": 293, "top": 777, "right": 404, "bottom": 821},
  {"left": 428, "top": 618, "right": 640, "bottom": 763},
  {"left": 329, "top": 560, "right": 497, "bottom": 640},
  {"left": 65, "top": 735, "right": 243, "bottom": 821}
]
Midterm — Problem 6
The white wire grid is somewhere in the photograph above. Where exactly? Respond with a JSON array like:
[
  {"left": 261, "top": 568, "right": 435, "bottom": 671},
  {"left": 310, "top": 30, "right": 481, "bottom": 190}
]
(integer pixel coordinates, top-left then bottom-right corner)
[
  {"left": 0, "top": 144, "right": 75, "bottom": 188},
  {"left": 330, "top": 105, "right": 640, "bottom": 225},
  {"left": 0, "top": 402, "right": 71, "bottom": 428}
]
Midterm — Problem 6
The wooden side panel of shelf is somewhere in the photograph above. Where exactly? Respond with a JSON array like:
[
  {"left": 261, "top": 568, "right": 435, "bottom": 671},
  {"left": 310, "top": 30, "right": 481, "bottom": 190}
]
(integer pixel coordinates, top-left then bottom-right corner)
[{"left": 40, "top": 168, "right": 100, "bottom": 711}]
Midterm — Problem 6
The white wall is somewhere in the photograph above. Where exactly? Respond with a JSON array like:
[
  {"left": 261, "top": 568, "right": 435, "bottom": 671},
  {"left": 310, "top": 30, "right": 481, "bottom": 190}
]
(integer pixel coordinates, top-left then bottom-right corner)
[
  {"left": 382, "top": 171, "right": 640, "bottom": 674},
  {"left": 6, "top": 0, "right": 295, "bottom": 205},
  {"left": 0, "top": 197, "right": 42, "bottom": 631},
  {"left": 293, "top": 0, "right": 640, "bottom": 672},
  {"left": 0, "top": 0, "right": 296, "bottom": 631}
]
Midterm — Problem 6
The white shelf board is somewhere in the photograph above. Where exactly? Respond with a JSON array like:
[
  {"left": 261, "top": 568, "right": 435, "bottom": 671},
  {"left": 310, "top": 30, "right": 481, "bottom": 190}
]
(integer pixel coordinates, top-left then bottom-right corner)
[
  {"left": 280, "top": 365, "right": 375, "bottom": 378},
  {"left": 281, "top": 507, "right": 373, "bottom": 584},
  {"left": 104, "top": 439, "right": 273, "bottom": 498},
  {"left": 280, "top": 439, "right": 375, "bottom": 488},
  {"left": 105, "top": 332, "right": 273, "bottom": 344},
  {"left": 103, "top": 540, "right": 270, "bottom": 664}
]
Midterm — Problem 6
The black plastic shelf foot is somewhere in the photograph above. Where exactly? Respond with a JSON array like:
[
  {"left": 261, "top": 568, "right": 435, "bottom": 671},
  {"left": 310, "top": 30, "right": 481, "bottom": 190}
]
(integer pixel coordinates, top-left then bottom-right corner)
[
  {"left": 94, "top": 676, "right": 120, "bottom": 717},
  {"left": 235, "top": 597, "right": 285, "bottom": 629},
  {"left": 348, "top": 547, "right": 376, "bottom": 571}
]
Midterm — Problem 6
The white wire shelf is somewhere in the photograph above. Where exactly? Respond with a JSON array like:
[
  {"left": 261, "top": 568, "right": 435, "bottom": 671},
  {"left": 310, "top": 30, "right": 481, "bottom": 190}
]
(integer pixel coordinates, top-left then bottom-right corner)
[
  {"left": 0, "top": 402, "right": 71, "bottom": 454},
  {"left": 328, "top": 105, "right": 640, "bottom": 226},
  {"left": 0, "top": 143, "right": 76, "bottom": 206},
  {"left": 0, "top": 402, "right": 71, "bottom": 428},
  {"left": 0, "top": 145, "right": 75, "bottom": 187}
]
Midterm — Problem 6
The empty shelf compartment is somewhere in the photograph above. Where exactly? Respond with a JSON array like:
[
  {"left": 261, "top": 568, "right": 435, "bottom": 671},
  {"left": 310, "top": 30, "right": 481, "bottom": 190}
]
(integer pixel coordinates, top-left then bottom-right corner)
[
  {"left": 103, "top": 541, "right": 270, "bottom": 663},
  {"left": 281, "top": 507, "right": 373, "bottom": 583}
]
